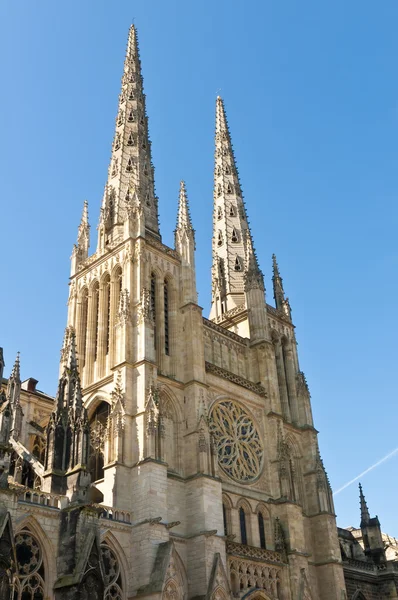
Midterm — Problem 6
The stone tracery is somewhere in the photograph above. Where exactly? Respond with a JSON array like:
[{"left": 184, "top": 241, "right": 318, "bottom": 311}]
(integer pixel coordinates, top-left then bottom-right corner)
[{"left": 209, "top": 400, "right": 263, "bottom": 483}]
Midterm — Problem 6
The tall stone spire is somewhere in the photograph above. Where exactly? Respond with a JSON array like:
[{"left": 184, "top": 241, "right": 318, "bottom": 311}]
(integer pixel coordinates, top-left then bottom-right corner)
[
  {"left": 359, "top": 482, "right": 370, "bottom": 525},
  {"left": 6, "top": 353, "right": 23, "bottom": 440},
  {"left": 210, "top": 96, "right": 260, "bottom": 320},
  {"left": 99, "top": 24, "right": 159, "bottom": 245}
]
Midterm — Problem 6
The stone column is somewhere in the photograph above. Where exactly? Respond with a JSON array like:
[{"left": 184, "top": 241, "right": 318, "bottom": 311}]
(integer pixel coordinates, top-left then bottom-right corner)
[{"left": 283, "top": 338, "right": 300, "bottom": 424}]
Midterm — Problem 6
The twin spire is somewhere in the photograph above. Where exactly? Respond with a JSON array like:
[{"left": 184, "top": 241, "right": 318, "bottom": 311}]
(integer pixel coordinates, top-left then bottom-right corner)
[{"left": 72, "top": 26, "right": 291, "bottom": 319}]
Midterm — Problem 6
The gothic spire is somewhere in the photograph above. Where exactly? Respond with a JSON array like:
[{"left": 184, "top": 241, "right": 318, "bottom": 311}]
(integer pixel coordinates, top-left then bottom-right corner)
[
  {"left": 359, "top": 482, "right": 370, "bottom": 525},
  {"left": 100, "top": 25, "right": 159, "bottom": 241},
  {"left": 9, "top": 353, "right": 20, "bottom": 383},
  {"left": 209, "top": 96, "right": 259, "bottom": 320},
  {"left": 175, "top": 181, "right": 197, "bottom": 304}
]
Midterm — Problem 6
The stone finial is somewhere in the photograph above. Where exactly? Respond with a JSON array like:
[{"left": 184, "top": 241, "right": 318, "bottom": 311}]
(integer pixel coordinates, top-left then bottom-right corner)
[{"left": 176, "top": 180, "right": 193, "bottom": 232}]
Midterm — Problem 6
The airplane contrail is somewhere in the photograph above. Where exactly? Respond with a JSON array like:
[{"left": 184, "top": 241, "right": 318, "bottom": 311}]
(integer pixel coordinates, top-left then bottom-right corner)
[{"left": 333, "top": 447, "right": 398, "bottom": 496}]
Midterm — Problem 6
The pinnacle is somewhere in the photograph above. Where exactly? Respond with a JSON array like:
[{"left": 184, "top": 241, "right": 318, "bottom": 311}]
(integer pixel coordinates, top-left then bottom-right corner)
[
  {"left": 10, "top": 352, "right": 21, "bottom": 381},
  {"left": 359, "top": 482, "right": 371, "bottom": 524},
  {"left": 65, "top": 329, "right": 78, "bottom": 373},
  {"left": 176, "top": 180, "right": 193, "bottom": 231},
  {"left": 81, "top": 200, "right": 89, "bottom": 226}
]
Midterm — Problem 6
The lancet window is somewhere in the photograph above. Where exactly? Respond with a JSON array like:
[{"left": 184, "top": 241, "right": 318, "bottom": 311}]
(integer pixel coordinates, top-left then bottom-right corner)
[
  {"left": 114, "top": 133, "right": 121, "bottom": 151},
  {"left": 227, "top": 183, "right": 233, "bottom": 194},
  {"left": 93, "top": 283, "right": 100, "bottom": 361},
  {"left": 217, "top": 184, "right": 222, "bottom": 197},
  {"left": 164, "top": 280, "right": 170, "bottom": 356},
  {"left": 234, "top": 257, "right": 242, "bottom": 271},
  {"left": 101, "top": 543, "right": 124, "bottom": 600},
  {"left": 229, "top": 204, "right": 236, "bottom": 216},
  {"left": 239, "top": 507, "right": 248, "bottom": 545},
  {"left": 217, "top": 206, "right": 223, "bottom": 220},
  {"left": 151, "top": 273, "right": 156, "bottom": 348},
  {"left": 105, "top": 276, "right": 111, "bottom": 355},
  {"left": 126, "top": 157, "right": 133, "bottom": 173},
  {"left": 222, "top": 504, "right": 228, "bottom": 536},
  {"left": 217, "top": 231, "right": 223, "bottom": 247},
  {"left": 14, "top": 530, "right": 46, "bottom": 600},
  {"left": 127, "top": 132, "right": 134, "bottom": 146},
  {"left": 79, "top": 287, "right": 88, "bottom": 367},
  {"left": 88, "top": 402, "right": 110, "bottom": 482},
  {"left": 128, "top": 109, "right": 134, "bottom": 122},
  {"left": 111, "top": 159, "right": 118, "bottom": 178},
  {"left": 258, "top": 512, "right": 266, "bottom": 549},
  {"left": 231, "top": 228, "right": 238, "bottom": 243}
]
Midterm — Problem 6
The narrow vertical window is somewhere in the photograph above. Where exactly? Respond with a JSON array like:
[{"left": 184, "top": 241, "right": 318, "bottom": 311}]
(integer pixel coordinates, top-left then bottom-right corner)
[
  {"left": 223, "top": 504, "right": 228, "bottom": 536},
  {"left": 164, "top": 280, "right": 169, "bottom": 355},
  {"left": 258, "top": 512, "right": 266, "bottom": 549},
  {"left": 151, "top": 273, "right": 156, "bottom": 348},
  {"left": 239, "top": 507, "right": 247, "bottom": 545},
  {"left": 80, "top": 288, "right": 88, "bottom": 366},
  {"left": 93, "top": 284, "right": 100, "bottom": 360},
  {"left": 106, "top": 278, "right": 111, "bottom": 355}
]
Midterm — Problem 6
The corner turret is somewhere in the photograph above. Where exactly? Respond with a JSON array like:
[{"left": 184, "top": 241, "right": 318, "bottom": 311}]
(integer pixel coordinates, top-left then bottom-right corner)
[{"left": 359, "top": 482, "right": 386, "bottom": 564}]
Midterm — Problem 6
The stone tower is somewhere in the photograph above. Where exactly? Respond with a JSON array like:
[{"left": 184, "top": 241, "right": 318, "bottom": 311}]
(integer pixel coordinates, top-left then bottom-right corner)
[{"left": 0, "top": 25, "right": 350, "bottom": 600}]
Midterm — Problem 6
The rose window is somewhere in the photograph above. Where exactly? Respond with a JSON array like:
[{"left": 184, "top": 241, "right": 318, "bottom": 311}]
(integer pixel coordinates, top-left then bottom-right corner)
[{"left": 209, "top": 400, "right": 263, "bottom": 483}]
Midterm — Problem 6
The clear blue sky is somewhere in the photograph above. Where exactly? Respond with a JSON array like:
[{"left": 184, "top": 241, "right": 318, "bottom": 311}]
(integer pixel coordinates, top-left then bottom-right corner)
[{"left": 1, "top": 1, "right": 397, "bottom": 536}]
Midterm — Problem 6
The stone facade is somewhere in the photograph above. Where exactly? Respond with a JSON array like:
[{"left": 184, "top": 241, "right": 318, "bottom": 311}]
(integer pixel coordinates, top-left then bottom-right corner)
[{"left": 1, "top": 23, "right": 392, "bottom": 600}]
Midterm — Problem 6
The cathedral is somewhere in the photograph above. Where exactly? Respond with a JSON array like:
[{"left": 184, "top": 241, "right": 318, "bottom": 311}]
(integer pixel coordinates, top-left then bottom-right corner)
[{"left": 0, "top": 25, "right": 397, "bottom": 600}]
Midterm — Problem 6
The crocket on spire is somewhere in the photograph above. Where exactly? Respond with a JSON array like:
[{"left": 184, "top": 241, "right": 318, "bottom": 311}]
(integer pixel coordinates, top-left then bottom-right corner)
[{"left": 100, "top": 24, "right": 159, "bottom": 242}]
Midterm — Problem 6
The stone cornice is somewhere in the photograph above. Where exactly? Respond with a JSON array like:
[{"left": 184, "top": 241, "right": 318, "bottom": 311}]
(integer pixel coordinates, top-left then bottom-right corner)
[{"left": 202, "top": 317, "right": 248, "bottom": 346}]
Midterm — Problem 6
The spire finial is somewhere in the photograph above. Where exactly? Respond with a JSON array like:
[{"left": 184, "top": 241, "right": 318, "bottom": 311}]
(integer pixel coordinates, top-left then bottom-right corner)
[
  {"left": 359, "top": 482, "right": 370, "bottom": 525},
  {"left": 210, "top": 95, "right": 261, "bottom": 320},
  {"left": 99, "top": 24, "right": 160, "bottom": 243}
]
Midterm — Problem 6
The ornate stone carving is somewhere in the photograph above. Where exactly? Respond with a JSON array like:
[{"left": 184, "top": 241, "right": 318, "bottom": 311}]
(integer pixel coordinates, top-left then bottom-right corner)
[
  {"left": 138, "top": 288, "right": 153, "bottom": 324},
  {"left": 205, "top": 362, "right": 266, "bottom": 397},
  {"left": 116, "top": 289, "right": 130, "bottom": 326},
  {"left": 209, "top": 400, "right": 263, "bottom": 483}
]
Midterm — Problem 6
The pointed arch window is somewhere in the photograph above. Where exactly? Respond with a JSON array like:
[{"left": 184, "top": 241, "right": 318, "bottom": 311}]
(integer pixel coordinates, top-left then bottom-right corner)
[
  {"left": 126, "top": 157, "right": 133, "bottom": 173},
  {"left": 140, "top": 114, "right": 145, "bottom": 125},
  {"left": 229, "top": 205, "right": 236, "bottom": 217},
  {"left": 164, "top": 280, "right": 170, "bottom": 356},
  {"left": 217, "top": 231, "right": 223, "bottom": 247},
  {"left": 117, "top": 111, "right": 123, "bottom": 126},
  {"left": 217, "top": 206, "right": 223, "bottom": 220},
  {"left": 105, "top": 276, "right": 111, "bottom": 355},
  {"left": 89, "top": 401, "right": 110, "bottom": 482},
  {"left": 231, "top": 228, "right": 238, "bottom": 243},
  {"left": 120, "top": 90, "right": 126, "bottom": 104},
  {"left": 114, "top": 133, "right": 121, "bottom": 151},
  {"left": 222, "top": 504, "right": 228, "bottom": 536},
  {"left": 144, "top": 162, "right": 149, "bottom": 176},
  {"left": 217, "top": 184, "right": 222, "bottom": 197},
  {"left": 225, "top": 164, "right": 231, "bottom": 175},
  {"left": 15, "top": 530, "right": 46, "bottom": 600},
  {"left": 227, "top": 182, "right": 233, "bottom": 194},
  {"left": 150, "top": 273, "right": 156, "bottom": 349},
  {"left": 93, "top": 283, "right": 100, "bottom": 361},
  {"left": 127, "top": 132, "right": 134, "bottom": 146},
  {"left": 258, "top": 512, "right": 266, "bottom": 549},
  {"left": 128, "top": 88, "right": 135, "bottom": 101},
  {"left": 101, "top": 543, "right": 124, "bottom": 600},
  {"left": 239, "top": 507, "right": 248, "bottom": 545},
  {"left": 145, "top": 193, "right": 151, "bottom": 207},
  {"left": 79, "top": 287, "right": 88, "bottom": 368},
  {"left": 234, "top": 257, "right": 242, "bottom": 271},
  {"left": 128, "top": 109, "right": 134, "bottom": 122},
  {"left": 217, "top": 165, "right": 222, "bottom": 177}
]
